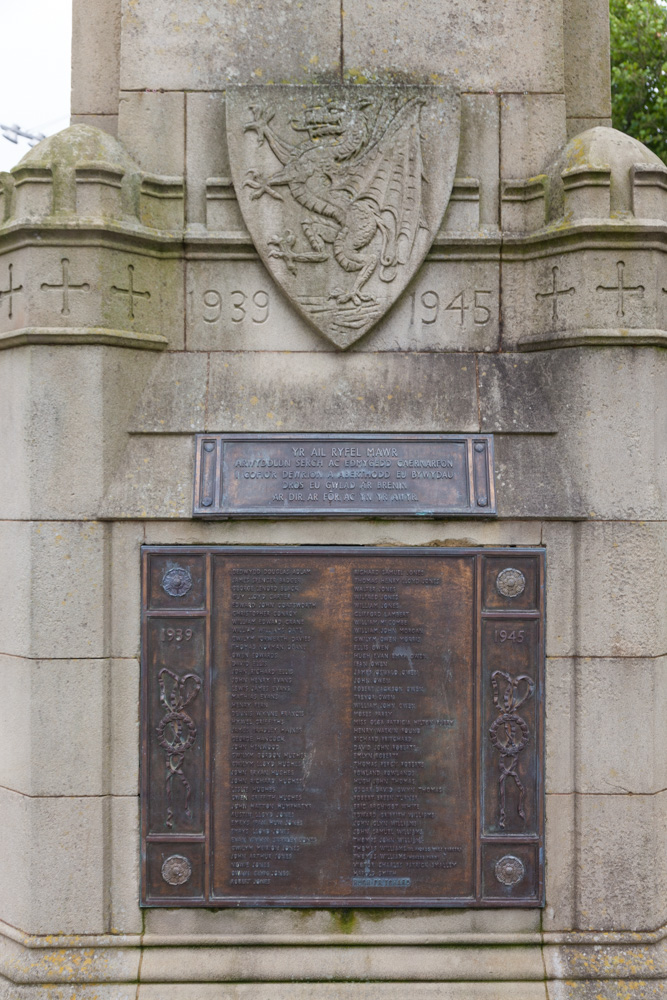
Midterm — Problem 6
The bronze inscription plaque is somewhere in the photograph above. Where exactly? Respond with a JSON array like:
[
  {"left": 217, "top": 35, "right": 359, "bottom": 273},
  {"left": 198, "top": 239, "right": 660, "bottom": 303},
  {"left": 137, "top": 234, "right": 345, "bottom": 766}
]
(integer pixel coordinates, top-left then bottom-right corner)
[
  {"left": 193, "top": 433, "right": 496, "bottom": 517},
  {"left": 141, "top": 546, "right": 544, "bottom": 907}
]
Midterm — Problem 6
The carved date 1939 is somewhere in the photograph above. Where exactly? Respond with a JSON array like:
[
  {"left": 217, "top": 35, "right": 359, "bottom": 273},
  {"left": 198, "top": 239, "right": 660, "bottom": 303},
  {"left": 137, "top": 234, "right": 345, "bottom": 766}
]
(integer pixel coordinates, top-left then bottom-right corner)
[{"left": 201, "top": 288, "right": 270, "bottom": 325}]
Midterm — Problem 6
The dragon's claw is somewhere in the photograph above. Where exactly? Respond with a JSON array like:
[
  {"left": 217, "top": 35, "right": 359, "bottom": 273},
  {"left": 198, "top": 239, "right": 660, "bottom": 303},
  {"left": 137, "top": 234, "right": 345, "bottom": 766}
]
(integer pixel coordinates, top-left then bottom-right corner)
[
  {"left": 330, "top": 288, "right": 375, "bottom": 307},
  {"left": 243, "top": 170, "right": 284, "bottom": 201},
  {"left": 243, "top": 103, "right": 275, "bottom": 145},
  {"left": 268, "top": 232, "right": 298, "bottom": 274}
]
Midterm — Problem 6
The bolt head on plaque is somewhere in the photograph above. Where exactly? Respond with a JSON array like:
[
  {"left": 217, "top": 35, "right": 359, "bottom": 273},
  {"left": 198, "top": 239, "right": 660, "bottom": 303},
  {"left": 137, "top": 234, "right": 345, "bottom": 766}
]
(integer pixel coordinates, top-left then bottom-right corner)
[
  {"left": 494, "top": 855, "right": 525, "bottom": 886},
  {"left": 496, "top": 567, "right": 526, "bottom": 599},
  {"left": 161, "top": 854, "right": 192, "bottom": 886},
  {"left": 226, "top": 85, "right": 460, "bottom": 349},
  {"left": 161, "top": 565, "right": 193, "bottom": 598}
]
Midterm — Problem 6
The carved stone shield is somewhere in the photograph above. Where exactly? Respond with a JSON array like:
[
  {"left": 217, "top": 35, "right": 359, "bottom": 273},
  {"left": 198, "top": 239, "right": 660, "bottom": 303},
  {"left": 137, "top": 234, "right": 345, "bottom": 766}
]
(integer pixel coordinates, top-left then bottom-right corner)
[{"left": 227, "top": 86, "right": 460, "bottom": 349}]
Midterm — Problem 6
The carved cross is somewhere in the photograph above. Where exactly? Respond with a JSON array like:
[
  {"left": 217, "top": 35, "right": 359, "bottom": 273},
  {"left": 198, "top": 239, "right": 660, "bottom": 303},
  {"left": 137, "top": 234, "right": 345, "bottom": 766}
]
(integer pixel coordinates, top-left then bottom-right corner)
[
  {"left": 40, "top": 257, "right": 90, "bottom": 316},
  {"left": 596, "top": 260, "right": 644, "bottom": 319},
  {"left": 535, "top": 265, "right": 575, "bottom": 324},
  {"left": 0, "top": 263, "right": 23, "bottom": 319},
  {"left": 111, "top": 264, "right": 151, "bottom": 319}
]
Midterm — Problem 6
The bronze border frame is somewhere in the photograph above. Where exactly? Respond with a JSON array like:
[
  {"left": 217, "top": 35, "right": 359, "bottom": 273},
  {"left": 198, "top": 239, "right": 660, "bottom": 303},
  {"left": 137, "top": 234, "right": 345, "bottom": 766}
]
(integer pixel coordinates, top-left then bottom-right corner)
[{"left": 141, "top": 545, "right": 545, "bottom": 908}]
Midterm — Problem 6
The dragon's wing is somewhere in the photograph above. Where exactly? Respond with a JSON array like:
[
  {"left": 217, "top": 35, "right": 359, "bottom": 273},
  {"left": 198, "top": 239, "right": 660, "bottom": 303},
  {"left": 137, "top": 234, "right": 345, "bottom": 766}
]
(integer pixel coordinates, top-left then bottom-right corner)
[{"left": 340, "top": 98, "right": 428, "bottom": 276}]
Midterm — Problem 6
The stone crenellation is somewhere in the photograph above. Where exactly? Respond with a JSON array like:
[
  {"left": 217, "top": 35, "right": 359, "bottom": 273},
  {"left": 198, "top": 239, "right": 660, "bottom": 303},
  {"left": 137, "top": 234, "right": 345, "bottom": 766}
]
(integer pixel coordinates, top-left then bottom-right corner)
[{"left": 2, "top": 122, "right": 667, "bottom": 356}]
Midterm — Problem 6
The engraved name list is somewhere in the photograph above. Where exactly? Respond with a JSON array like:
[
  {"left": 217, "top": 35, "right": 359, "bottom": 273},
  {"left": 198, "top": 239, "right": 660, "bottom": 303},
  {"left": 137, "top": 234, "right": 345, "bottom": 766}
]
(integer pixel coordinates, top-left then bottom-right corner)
[{"left": 141, "top": 547, "right": 544, "bottom": 907}]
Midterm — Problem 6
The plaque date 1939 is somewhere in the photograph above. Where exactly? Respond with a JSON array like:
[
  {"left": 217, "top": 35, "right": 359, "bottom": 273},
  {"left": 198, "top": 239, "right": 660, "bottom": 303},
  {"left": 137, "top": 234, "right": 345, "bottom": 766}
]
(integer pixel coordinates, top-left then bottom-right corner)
[{"left": 141, "top": 546, "right": 545, "bottom": 908}]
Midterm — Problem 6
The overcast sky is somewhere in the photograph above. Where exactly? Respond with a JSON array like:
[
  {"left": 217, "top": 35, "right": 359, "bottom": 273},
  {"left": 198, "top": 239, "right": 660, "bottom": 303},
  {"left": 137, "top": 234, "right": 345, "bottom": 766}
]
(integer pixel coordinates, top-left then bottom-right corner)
[{"left": 0, "top": 0, "right": 71, "bottom": 172}]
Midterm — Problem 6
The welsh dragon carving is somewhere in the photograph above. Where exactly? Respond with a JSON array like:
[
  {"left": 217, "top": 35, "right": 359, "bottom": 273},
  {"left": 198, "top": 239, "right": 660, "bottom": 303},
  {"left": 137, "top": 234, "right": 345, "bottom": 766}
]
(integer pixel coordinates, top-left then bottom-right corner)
[
  {"left": 243, "top": 96, "right": 427, "bottom": 303},
  {"left": 227, "top": 86, "right": 460, "bottom": 347}
]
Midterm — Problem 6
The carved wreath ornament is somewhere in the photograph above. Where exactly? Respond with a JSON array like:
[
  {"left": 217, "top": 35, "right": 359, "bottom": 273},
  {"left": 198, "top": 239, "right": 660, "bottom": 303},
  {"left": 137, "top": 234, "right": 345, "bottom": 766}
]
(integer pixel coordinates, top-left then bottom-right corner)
[
  {"left": 489, "top": 670, "right": 535, "bottom": 829},
  {"left": 156, "top": 668, "right": 202, "bottom": 828}
]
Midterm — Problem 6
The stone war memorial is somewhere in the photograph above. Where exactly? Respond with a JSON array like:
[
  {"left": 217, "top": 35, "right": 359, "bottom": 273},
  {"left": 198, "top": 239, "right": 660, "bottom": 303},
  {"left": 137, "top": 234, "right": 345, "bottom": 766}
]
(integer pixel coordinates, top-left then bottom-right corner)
[{"left": 0, "top": 0, "right": 666, "bottom": 996}]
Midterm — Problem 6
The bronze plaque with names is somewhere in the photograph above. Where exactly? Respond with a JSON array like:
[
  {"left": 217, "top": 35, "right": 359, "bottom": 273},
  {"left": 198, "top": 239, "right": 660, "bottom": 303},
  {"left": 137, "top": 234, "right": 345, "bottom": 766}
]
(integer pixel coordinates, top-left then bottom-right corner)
[
  {"left": 193, "top": 433, "right": 495, "bottom": 517},
  {"left": 141, "top": 546, "right": 544, "bottom": 907}
]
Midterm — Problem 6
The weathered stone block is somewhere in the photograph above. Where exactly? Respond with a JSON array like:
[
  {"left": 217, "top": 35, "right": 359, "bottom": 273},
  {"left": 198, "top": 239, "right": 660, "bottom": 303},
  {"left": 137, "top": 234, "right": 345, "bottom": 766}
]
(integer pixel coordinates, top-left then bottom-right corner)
[
  {"left": 562, "top": 0, "right": 612, "bottom": 121},
  {"left": 548, "top": 983, "right": 667, "bottom": 999},
  {"left": 130, "top": 352, "right": 208, "bottom": 431},
  {"left": 0, "top": 787, "right": 30, "bottom": 931},
  {"left": 502, "top": 249, "right": 667, "bottom": 352},
  {"left": 0, "top": 656, "right": 31, "bottom": 790},
  {"left": 575, "top": 520, "right": 667, "bottom": 657},
  {"left": 485, "top": 348, "right": 666, "bottom": 521},
  {"left": 575, "top": 656, "right": 667, "bottom": 795},
  {"left": 185, "top": 262, "right": 323, "bottom": 352},
  {"left": 576, "top": 792, "right": 667, "bottom": 931},
  {"left": 0, "top": 247, "right": 183, "bottom": 351},
  {"left": 562, "top": 165, "right": 611, "bottom": 219},
  {"left": 479, "top": 353, "right": 557, "bottom": 434},
  {"left": 455, "top": 95, "right": 500, "bottom": 230},
  {"left": 185, "top": 92, "right": 228, "bottom": 227},
  {"left": 141, "top": 517, "right": 542, "bottom": 551},
  {"left": 109, "top": 795, "right": 141, "bottom": 933},
  {"left": 143, "top": 900, "right": 539, "bottom": 938},
  {"left": 119, "top": 0, "right": 342, "bottom": 91},
  {"left": 0, "top": 789, "right": 107, "bottom": 935},
  {"left": 544, "top": 942, "right": 667, "bottom": 993},
  {"left": 136, "top": 986, "right": 551, "bottom": 1000},
  {"left": 0, "top": 521, "right": 31, "bottom": 656},
  {"left": 205, "top": 352, "right": 480, "bottom": 432},
  {"left": 356, "top": 261, "right": 500, "bottom": 353},
  {"left": 442, "top": 178, "right": 480, "bottom": 232},
  {"left": 0, "top": 348, "right": 30, "bottom": 518},
  {"left": 185, "top": 259, "right": 501, "bottom": 353},
  {"left": 541, "top": 521, "right": 577, "bottom": 658},
  {"left": 71, "top": 0, "right": 121, "bottom": 116},
  {"left": 0, "top": 657, "right": 108, "bottom": 797},
  {"left": 1, "top": 985, "right": 138, "bottom": 1000},
  {"left": 545, "top": 520, "right": 667, "bottom": 659},
  {"left": 110, "top": 658, "right": 140, "bottom": 796},
  {"left": 75, "top": 162, "right": 125, "bottom": 218},
  {"left": 343, "top": 0, "right": 564, "bottom": 92},
  {"left": 70, "top": 113, "right": 119, "bottom": 138},
  {"left": 501, "top": 95, "right": 567, "bottom": 179},
  {"left": 118, "top": 91, "right": 185, "bottom": 176},
  {"left": 140, "top": 176, "right": 185, "bottom": 232},
  {"left": 102, "top": 434, "right": 195, "bottom": 519},
  {"left": 204, "top": 178, "right": 246, "bottom": 233},
  {"left": 500, "top": 177, "right": 547, "bottom": 233},
  {"left": 0, "top": 173, "right": 11, "bottom": 224},
  {"left": 0, "top": 932, "right": 141, "bottom": 991},
  {"left": 565, "top": 116, "right": 612, "bottom": 140},
  {"left": 543, "top": 792, "right": 576, "bottom": 932},
  {"left": 29, "top": 521, "right": 107, "bottom": 659},
  {"left": 0, "top": 346, "right": 159, "bottom": 520},
  {"left": 633, "top": 163, "right": 667, "bottom": 222},
  {"left": 545, "top": 658, "right": 574, "bottom": 795},
  {"left": 110, "top": 523, "right": 144, "bottom": 658},
  {"left": 11, "top": 167, "right": 52, "bottom": 219},
  {"left": 137, "top": 941, "right": 545, "bottom": 983},
  {"left": 31, "top": 658, "right": 106, "bottom": 796}
]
